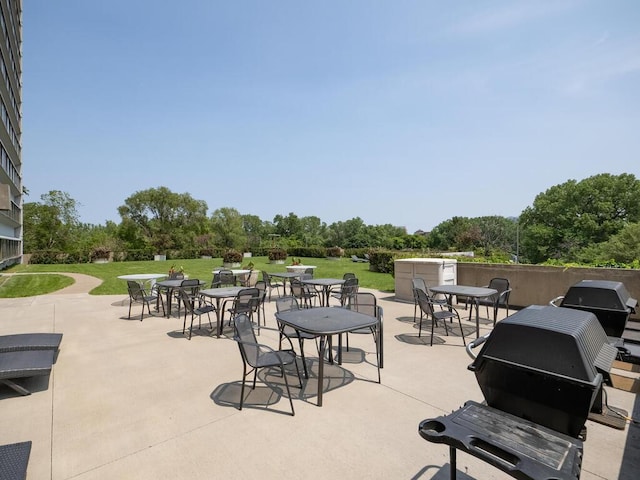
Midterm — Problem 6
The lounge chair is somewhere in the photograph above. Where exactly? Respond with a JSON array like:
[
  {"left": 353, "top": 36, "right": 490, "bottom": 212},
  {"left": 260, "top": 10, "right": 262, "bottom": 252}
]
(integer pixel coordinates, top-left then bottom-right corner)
[
  {"left": 0, "top": 440, "right": 32, "bottom": 480},
  {"left": 0, "top": 333, "right": 63, "bottom": 353},
  {"left": 0, "top": 350, "right": 56, "bottom": 396},
  {"left": 351, "top": 255, "right": 368, "bottom": 263}
]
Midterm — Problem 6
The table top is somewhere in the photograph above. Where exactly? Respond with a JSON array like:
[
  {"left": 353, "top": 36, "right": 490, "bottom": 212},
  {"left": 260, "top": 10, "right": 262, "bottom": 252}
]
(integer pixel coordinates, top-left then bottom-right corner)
[
  {"left": 199, "top": 286, "right": 246, "bottom": 299},
  {"left": 270, "top": 272, "right": 304, "bottom": 279},
  {"left": 156, "top": 279, "right": 205, "bottom": 288},
  {"left": 212, "top": 269, "right": 251, "bottom": 275},
  {"left": 430, "top": 284, "right": 497, "bottom": 298},
  {"left": 301, "top": 278, "right": 345, "bottom": 287},
  {"left": 275, "top": 307, "right": 377, "bottom": 336},
  {"left": 286, "top": 265, "right": 317, "bottom": 271},
  {"left": 117, "top": 274, "right": 168, "bottom": 281}
]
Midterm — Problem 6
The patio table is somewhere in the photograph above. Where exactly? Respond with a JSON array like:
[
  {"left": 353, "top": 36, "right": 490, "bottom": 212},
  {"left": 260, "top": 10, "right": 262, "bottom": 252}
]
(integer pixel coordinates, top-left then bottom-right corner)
[
  {"left": 199, "top": 286, "right": 246, "bottom": 337},
  {"left": 156, "top": 279, "right": 205, "bottom": 318},
  {"left": 301, "top": 278, "right": 345, "bottom": 306},
  {"left": 270, "top": 271, "right": 304, "bottom": 295},
  {"left": 275, "top": 306, "right": 379, "bottom": 406},
  {"left": 429, "top": 285, "right": 497, "bottom": 339},
  {"left": 117, "top": 273, "right": 167, "bottom": 288}
]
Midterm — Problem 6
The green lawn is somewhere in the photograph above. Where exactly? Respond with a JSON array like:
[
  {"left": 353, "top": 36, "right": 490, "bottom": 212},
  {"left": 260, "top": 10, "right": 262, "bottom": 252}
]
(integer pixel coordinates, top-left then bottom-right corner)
[
  {"left": 0, "top": 273, "right": 75, "bottom": 297},
  {"left": 5, "top": 257, "right": 395, "bottom": 296}
]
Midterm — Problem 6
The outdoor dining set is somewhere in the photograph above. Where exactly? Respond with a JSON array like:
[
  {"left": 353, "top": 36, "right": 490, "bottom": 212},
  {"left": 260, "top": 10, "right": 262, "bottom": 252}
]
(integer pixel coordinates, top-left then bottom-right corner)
[{"left": 121, "top": 268, "right": 384, "bottom": 412}]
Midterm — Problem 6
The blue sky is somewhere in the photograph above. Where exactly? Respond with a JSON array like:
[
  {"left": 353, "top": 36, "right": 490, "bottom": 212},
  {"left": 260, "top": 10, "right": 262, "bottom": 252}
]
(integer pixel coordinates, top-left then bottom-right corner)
[{"left": 22, "top": 1, "right": 640, "bottom": 233}]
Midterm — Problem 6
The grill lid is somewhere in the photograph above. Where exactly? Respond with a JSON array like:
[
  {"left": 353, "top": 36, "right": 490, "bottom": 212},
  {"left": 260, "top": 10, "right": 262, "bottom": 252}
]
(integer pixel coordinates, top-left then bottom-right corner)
[
  {"left": 560, "top": 280, "right": 637, "bottom": 313},
  {"left": 470, "top": 305, "right": 616, "bottom": 381}
]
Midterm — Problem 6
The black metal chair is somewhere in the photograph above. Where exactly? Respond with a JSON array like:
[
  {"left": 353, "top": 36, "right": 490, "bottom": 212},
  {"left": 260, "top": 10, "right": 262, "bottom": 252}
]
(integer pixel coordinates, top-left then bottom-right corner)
[
  {"left": 233, "top": 313, "right": 302, "bottom": 416},
  {"left": 126, "top": 280, "right": 164, "bottom": 321},
  {"left": 346, "top": 292, "right": 383, "bottom": 378},
  {"left": 290, "top": 278, "right": 318, "bottom": 308},
  {"left": 178, "top": 289, "right": 216, "bottom": 340},
  {"left": 328, "top": 273, "right": 356, "bottom": 298},
  {"left": 211, "top": 269, "right": 236, "bottom": 288},
  {"left": 466, "top": 277, "right": 512, "bottom": 325},
  {"left": 330, "top": 277, "right": 359, "bottom": 306},
  {"left": 174, "top": 278, "right": 201, "bottom": 317},
  {"left": 415, "top": 288, "right": 466, "bottom": 346},
  {"left": 275, "top": 296, "right": 318, "bottom": 378},
  {"left": 223, "top": 288, "right": 261, "bottom": 331},
  {"left": 261, "top": 271, "right": 284, "bottom": 301},
  {"left": 412, "top": 277, "right": 447, "bottom": 324},
  {"left": 254, "top": 280, "right": 268, "bottom": 327}
]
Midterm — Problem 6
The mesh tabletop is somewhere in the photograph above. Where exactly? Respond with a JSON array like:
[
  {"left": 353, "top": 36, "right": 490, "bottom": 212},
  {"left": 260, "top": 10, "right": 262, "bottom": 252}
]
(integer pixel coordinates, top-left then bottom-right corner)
[
  {"left": 0, "top": 441, "right": 31, "bottom": 480},
  {"left": 0, "top": 350, "right": 55, "bottom": 380},
  {"left": 275, "top": 307, "right": 377, "bottom": 336},
  {"left": 0, "top": 333, "right": 62, "bottom": 353}
]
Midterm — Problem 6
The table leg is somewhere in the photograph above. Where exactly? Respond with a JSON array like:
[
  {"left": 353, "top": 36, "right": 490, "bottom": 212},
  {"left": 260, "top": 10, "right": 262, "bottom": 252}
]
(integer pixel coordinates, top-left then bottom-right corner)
[
  {"left": 317, "top": 335, "right": 325, "bottom": 407},
  {"left": 165, "top": 288, "right": 172, "bottom": 317},
  {"left": 474, "top": 298, "right": 480, "bottom": 339},
  {"left": 215, "top": 298, "right": 223, "bottom": 337}
]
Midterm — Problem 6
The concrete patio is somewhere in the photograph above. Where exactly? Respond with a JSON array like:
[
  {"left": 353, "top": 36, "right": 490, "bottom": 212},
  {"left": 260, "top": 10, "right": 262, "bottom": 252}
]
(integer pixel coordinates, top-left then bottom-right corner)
[{"left": 0, "top": 277, "right": 638, "bottom": 479}]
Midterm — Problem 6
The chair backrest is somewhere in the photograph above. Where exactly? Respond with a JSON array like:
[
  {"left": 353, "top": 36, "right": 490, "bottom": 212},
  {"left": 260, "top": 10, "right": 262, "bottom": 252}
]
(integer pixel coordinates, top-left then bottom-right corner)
[
  {"left": 304, "top": 268, "right": 314, "bottom": 276},
  {"left": 219, "top": 269, "right": 236, "bottom": 286},
  {"left": 254, "top": 280, "right": 267, "bottom": 303},
  {"left": 343, "top": 273, "right": 356, "bottom": 281},
  {"left": 180, "top": 278, "right": 201, "bottom": 294},
  {"left": 211, "top": 272, "right": 221, "bottom": 288},
  {"left": 127, "top": 281, "right": 145, "bottom": 301},
  {"left": 415, "top": 288, "right": 436, "bottom": 316},
  {"left": 262, "top": 271, "right": 273, "bottom": 286},
  {"left": 233, "top": 314, "right": 260, "bottom": 367},
  {"left": 178, "top": 288, "right": 195, "bottom": 315},
  {"left": 233, "top": 287, "right": 261, "bottom": 312},
  {"left": 276, "top": 296, "right": 300, "bottom": 313},
  {"left": 349, "top": 292, "right": 378, "bottom": 318},
  {"left": 412, "top": 277, "right": 427, "bottom": 293},
  {"left": 488, "top": 277, "right": 510, "bottom": 304},
  {"left": 340, "top": 277, "right": 359, "bottom": 304},
  {"left": 289, "top": 278, "right": 305, "bottom": 299},
  {"left": 301, "top": 273, "right": 313, "bottom": 281}
]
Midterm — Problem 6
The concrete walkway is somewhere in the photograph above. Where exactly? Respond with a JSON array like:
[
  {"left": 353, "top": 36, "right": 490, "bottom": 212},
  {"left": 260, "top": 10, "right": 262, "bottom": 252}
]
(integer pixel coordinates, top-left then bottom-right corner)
[{"left": 0, "top": 281, "right": 638, "bottom": 479}]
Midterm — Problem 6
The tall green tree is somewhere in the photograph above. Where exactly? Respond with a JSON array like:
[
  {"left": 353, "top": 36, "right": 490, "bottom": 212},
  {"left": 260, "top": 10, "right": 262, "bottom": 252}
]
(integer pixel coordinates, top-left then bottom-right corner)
[
  {"left": 23, "top": 190, "right": 80, "bottom": 252},
  {"left": 519, "top": 173, "right": 640, "bottom": 263},
  {"left": 117, "top": 187, "right": 208, "bottom": 253},
  {"left": 211, "top": 207, "right": 246, "bottom": 250}
]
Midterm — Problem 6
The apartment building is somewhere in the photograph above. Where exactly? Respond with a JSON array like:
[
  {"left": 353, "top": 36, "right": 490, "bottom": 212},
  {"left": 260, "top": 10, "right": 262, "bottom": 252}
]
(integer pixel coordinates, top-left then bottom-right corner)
[{"left": 0, "top": 0, "right": 21, "bottom": 270}]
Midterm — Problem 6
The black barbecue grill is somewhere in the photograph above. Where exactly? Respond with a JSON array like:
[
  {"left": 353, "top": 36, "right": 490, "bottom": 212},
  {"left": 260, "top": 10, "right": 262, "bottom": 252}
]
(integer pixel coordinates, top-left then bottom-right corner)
[
  {"left": 418, "top": 305, "right": 618, "bottom": 480},
  {"left": 552, "top": 280, "right": 637, "bottom": 338}
]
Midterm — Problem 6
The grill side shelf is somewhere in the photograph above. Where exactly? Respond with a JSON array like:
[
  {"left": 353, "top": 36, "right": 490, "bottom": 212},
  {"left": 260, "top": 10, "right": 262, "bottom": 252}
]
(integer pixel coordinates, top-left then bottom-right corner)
[{"left": 418, "top": 401, "right": 583, "bottom": 480}]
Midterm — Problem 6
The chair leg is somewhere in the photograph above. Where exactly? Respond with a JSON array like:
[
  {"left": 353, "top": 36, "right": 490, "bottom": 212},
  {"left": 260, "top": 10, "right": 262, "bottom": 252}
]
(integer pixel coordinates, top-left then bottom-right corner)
[
  {"left": 458, "top": 318, "right": 466, "bottom": 346},
  {"left": 239, "top": 364, "right": 247, "bottom": 411},
  {"left": 128, "top": 301, "right": 132, "bottom": 319},
  {"left": 298, "top": 338, "right": 309, "bottom": 378},
  {"left": 430, "top": 317, "right": 435, "bottom": 346},
  {"left": 418, "top": 314, "right": 423, "bottom": 338},
  {"left": 281, "top": 363, "right": 295, "bottom": 416}
]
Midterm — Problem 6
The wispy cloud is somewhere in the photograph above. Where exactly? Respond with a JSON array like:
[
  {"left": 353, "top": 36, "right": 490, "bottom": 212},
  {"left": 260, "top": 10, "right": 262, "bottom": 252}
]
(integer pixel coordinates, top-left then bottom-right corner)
[{"left": 447, "top": 0, "right": 582, "bottom": 36}]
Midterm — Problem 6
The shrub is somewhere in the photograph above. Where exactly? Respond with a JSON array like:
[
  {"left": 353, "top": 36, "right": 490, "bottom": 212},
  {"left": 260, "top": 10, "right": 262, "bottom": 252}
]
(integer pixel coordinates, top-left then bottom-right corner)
[
  {"left": 287, "top": 246, "right": 326, "bottom": 258},
  {"left": 368, "top": 250, "right": 396, "bottom": 274},
  {"left": 223, "top": 249, "right": 243, "bottom": 263},
  {"left": 90, "top": 246, "right": 111, "bottom": 262},
  {"left": 326, "top": 246, "right": 344, "bottom": 258},
  {"left": 268, "top": 248, "right": 288, "bottom": 261}
]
